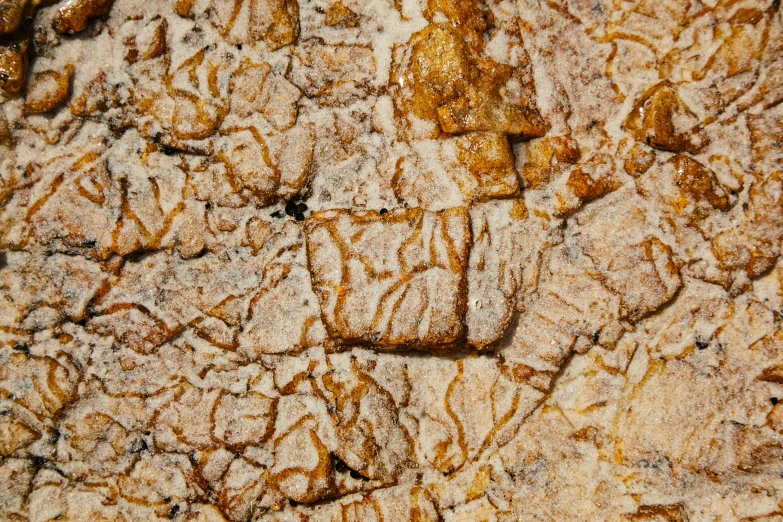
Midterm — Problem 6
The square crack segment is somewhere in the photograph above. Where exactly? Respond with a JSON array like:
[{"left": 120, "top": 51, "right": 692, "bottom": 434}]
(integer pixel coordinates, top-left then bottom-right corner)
[{"left": 305, "top": 207, "right": 470, "bottom": 351}]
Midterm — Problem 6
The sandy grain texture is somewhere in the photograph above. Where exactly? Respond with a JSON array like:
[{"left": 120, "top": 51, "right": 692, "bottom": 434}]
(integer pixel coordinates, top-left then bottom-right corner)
[{"left": 0, "top": 0, "right": 782, "bottom": 520}]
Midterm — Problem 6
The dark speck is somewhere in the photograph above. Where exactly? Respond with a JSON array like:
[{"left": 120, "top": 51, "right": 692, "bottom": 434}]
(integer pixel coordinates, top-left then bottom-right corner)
[
  {"left": 592, "top": 331, "right": 600, "bottom": 344},
  {"left": 130, "top": 437, "right": 148, "bottom": 453},
  {"left": 12, "top": 343, "right": 29, "bottom": 355},
  {"left": 82, "top": 239, "right": 97, "bottom": 249},
  {"left": 162, "top": 146, "right": 177, "bottom": 156},
  {"left": 333, "top": 454, "right": 348, "bottom": 473},
  {"left": 296, "top": 202, "right": 308, "bottom": 213},
  {"left": 379, "top": 208, "right": 388, "bottom": 215},
  {"left": 168, "top": 504, "right": 180, "bottom": 519},
  {"left": 236, "top": 44, "right": 243, "bottom": 50},
  {"left": 285, "top": 200, "right": 298, "bottom": 216},
  {"left": 205, "top": 202, "right": 212, "bottom": 210},
  {"left": 695, "top": 337, "right": 709, "bottom": 350},
  {"left": 289, "top": 500, "right": 299, "bottom": 507},
  {"left": 773, "top": 0, "right": 780, "bottom": 10},
  {"left": 0, "top": 251, "right": 6, "bottom": 270},
  {"left": 295, "top": 212, "right": 305, "bottom": 222},
  {"left": 349, "top": 469, "right": 363, "bottom": 480},
  {"left": 271, "top": 210, "right": 284, "bottom": 219},
  {"left": 772, "top": 397, "right": 779, "bottom": 405}
]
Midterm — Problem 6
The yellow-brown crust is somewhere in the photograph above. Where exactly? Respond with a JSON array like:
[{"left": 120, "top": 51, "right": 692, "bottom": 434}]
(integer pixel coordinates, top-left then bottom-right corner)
[{"left": 0, "top": 0, "right": 782, "bottom": 520}]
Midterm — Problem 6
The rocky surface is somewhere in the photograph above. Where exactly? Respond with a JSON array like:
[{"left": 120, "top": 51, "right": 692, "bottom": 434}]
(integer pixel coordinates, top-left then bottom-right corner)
[{"left": 0, "top": 0, "right": 782, "bottom": 520}]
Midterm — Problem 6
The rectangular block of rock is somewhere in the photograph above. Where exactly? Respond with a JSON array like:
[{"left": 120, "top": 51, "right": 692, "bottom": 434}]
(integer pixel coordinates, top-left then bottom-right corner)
[{"left": 305, "top": 207, "right": 470, "bottom": 351}]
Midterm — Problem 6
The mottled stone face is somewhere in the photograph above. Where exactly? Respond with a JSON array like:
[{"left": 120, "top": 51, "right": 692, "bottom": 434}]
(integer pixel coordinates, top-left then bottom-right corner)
[{"left": 1, "top": 0, "right": 783, "bottom": 520}]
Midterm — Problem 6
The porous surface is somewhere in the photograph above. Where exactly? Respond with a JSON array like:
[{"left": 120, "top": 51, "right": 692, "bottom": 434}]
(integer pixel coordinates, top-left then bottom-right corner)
[{"left": 0, "top": 0, "right": 782, "bottom": 520}]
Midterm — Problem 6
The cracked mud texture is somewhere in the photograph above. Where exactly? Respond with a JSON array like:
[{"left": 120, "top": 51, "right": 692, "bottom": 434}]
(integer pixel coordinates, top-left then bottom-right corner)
[{"left": 0, "top": 0, "right": 782, "bottom": 520}]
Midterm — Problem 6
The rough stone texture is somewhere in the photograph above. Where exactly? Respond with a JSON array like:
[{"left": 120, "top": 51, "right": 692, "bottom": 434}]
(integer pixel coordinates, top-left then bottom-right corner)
[
  {"left": 305, "top": 207, "right": 470, "bottom": 351},
  {"left": 0, "top": 0, "right": 782, "bottom": 520}
]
